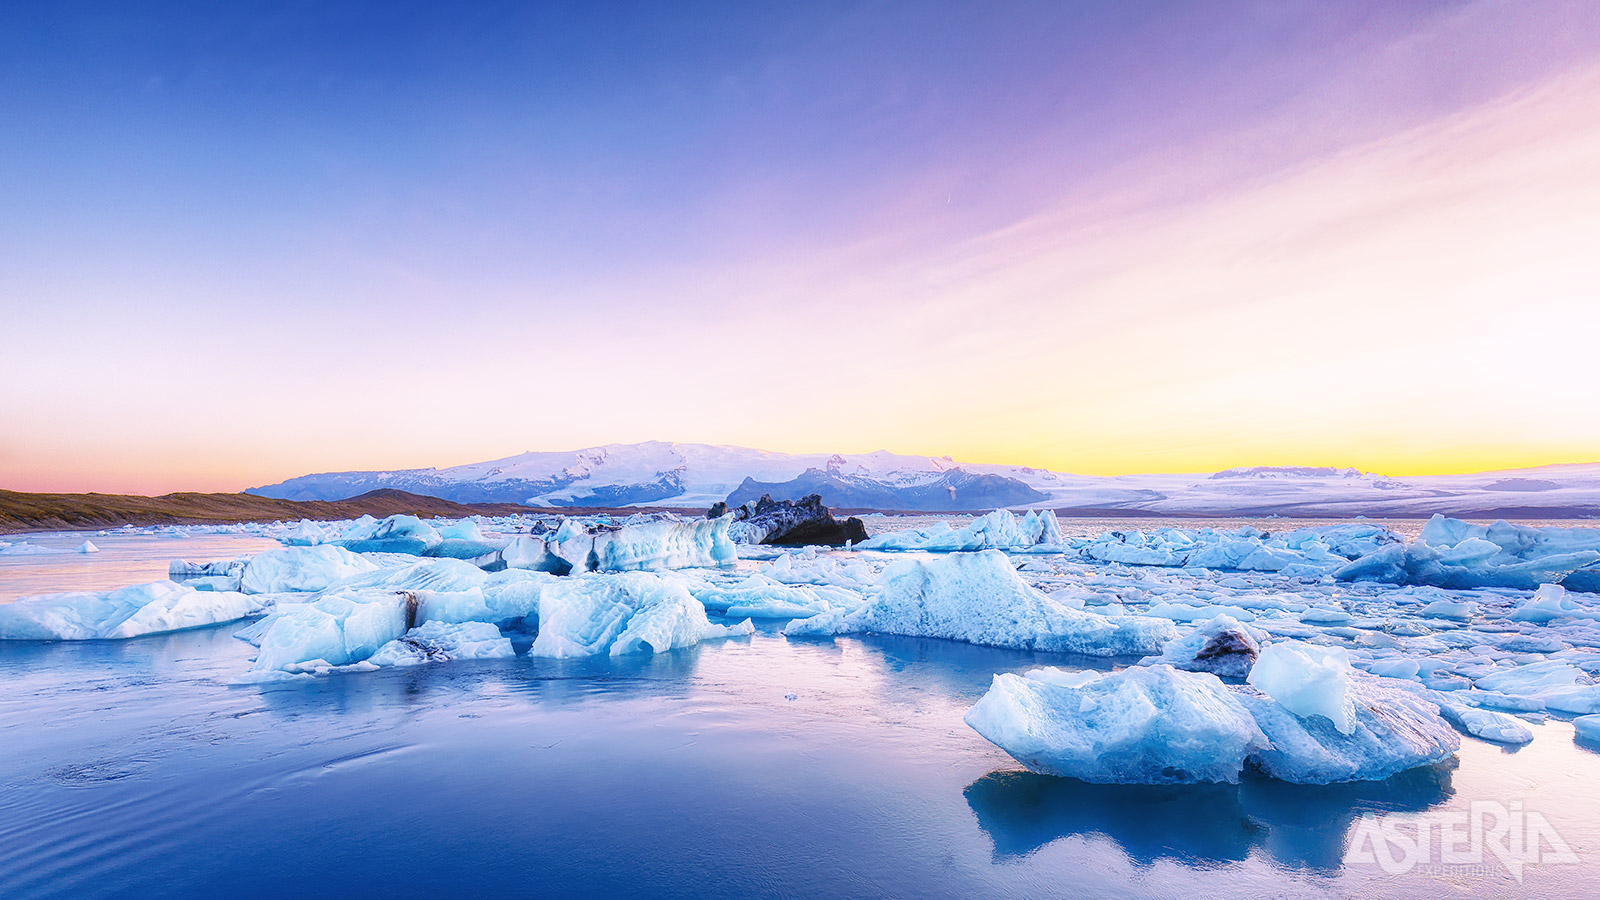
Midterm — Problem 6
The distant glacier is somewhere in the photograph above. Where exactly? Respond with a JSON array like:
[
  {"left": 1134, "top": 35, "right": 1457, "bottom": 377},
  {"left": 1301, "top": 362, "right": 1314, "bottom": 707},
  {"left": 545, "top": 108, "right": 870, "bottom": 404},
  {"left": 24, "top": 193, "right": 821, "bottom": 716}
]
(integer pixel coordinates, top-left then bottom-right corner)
[{"left": 246, "top": 441, "right": 1600, "bottom": 517}]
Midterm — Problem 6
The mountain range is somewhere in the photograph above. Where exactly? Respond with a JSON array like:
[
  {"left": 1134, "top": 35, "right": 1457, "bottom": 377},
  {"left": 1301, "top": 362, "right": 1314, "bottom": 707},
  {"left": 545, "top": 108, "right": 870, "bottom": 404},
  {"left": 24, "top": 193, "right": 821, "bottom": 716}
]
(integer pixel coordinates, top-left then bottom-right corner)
[{"left": 245, "top": 442, "right": 1600, "bottom": 518}]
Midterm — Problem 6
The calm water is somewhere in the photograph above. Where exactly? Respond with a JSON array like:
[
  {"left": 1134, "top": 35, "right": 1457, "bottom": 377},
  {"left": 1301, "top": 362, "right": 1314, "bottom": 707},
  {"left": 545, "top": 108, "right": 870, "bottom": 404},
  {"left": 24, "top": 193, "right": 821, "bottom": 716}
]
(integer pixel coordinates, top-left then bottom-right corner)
[
  {"left": 0, "top": 532, "right": 282, "bottom": 602},
  {"left": 4, "top": 528, "right": 1600, "bottom": 898},
  {"left": 3, "top": 624, "right": 1598, "bottom": 899}
]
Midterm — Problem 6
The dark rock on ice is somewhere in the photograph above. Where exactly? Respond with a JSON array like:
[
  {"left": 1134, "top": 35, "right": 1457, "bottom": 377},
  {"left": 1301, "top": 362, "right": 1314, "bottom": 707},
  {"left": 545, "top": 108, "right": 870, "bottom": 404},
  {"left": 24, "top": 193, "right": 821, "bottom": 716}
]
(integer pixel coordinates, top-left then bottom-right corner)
[{"left": 735, "top": 494, "right": 867, "bottom": 547}]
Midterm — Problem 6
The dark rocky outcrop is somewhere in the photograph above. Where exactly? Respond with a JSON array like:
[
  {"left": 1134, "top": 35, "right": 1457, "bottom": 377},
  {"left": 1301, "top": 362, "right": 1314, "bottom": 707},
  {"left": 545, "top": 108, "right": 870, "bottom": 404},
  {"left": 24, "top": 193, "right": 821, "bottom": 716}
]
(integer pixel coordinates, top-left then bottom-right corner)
[{"left": 737, "top": 494, "right": 867, "bottom": 547}]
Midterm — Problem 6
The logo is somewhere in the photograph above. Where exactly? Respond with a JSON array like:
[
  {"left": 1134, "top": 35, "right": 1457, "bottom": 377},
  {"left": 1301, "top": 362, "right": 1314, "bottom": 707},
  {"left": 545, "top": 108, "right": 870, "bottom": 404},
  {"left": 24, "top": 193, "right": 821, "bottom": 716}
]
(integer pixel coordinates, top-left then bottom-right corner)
[{"left": 1345, "top": 801, "right": 1579, "bottom": 882}]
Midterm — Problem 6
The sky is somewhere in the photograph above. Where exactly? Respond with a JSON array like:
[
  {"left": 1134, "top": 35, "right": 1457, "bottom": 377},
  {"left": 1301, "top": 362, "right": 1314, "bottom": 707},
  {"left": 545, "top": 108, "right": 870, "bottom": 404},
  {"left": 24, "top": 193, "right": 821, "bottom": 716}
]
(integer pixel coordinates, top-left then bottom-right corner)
[{"left": 3, "top": 0, "right": 1599, "bottom": 493}]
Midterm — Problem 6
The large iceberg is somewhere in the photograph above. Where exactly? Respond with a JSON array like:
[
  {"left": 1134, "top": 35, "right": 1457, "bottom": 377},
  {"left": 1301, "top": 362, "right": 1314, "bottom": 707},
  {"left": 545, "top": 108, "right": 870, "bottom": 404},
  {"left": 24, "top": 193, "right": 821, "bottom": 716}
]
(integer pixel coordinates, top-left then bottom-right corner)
[
  {"left": 1336, "top": 515, "right": 1600, "bottom": 591},
  {"left": 967, "top": 653, "right": 1460, "bottom": 784},
  {"left": 240, "top": 546, "right": 380, "bottom": 594},
  {"left": 248, "top": 588, "right": 413, "bottom": 673},
  {"left": 496, "top": 517, "right": 736, "bottom": 574},
  {"left": 965, "top": 666, "right": 1267, "bottom": 784},
  {"left": 784, "top": 550, "right": 1175, "bottom": 656},
  {"left": 0, "top": 581, "right": 266, "bottom": 641},
  {"left": 530, "top": 572, "right": 753, "bottom": 658}
]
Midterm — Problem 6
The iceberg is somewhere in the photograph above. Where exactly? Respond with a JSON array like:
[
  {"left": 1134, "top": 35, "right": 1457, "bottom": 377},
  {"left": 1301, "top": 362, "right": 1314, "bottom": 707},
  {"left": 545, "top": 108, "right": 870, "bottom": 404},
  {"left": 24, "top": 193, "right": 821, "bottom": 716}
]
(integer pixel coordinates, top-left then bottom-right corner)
[
  {"left": 239, "top": 546, "right": 380, "bottom": 594},
  {"left": 1509, "top": 584, "right": 1593, "bottom": 623},
  {"left": 1247, "top": 641, "right": 1357, "bottom": 734},
  {"left": 334, "top": 514, "right": 443, "bottom": 555},
  {"left": 530, "top": 572, "right": 753, "bottom": 658},
  {"left": 497, "top": 517, "right": 736, "bottom": 574},
  {"left": 1574, "top": 715, "right": 1600, "bottom": 743},
  {"left": 1436, "top": 701, "right": 1534, "bottom": 745},
  {"left": 0, "top": 581, "right": 266, "bottom": 641},
  {"left": 783, "top": 550, "right": 1175, "bottom": 656},
  {"left": 366, "top": 620, "right": 514, "bottom": 667},
  {"left": 968, "top": 648, "right": 1460, "bottom": 784},
  {"left": 857, "top": 509, "right": 1063, "bottom": 552},
  {"left": 689, "top": 574, "right": 864, "bottom": 619},
  {"left": 964, "top": 666, "right": 1267, "bottom": 784},
  {"left": 1336, "top": 516, "right": 1600, "bottom": 591},
  {"left": 1237, "top": 676, "right": 1460, "bottom": 784},
  {"left": 248, "top": 588, "right": 413, "bottom": 673}
]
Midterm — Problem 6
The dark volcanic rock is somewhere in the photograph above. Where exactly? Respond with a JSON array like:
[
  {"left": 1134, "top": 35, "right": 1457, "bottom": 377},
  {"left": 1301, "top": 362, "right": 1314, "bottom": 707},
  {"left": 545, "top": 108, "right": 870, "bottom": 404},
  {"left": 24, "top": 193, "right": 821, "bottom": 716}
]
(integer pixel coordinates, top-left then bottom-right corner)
[{"left": 743, "top": 494, "right": 867, "bottom": 547}]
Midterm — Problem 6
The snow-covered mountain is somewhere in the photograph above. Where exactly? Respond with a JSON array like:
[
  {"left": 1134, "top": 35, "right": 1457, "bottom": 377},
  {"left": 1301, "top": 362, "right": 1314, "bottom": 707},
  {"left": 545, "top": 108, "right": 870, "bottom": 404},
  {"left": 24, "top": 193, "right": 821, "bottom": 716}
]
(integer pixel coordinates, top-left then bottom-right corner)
[{"left": 246, "top": 442, "right": 1600, "bottom": 517}]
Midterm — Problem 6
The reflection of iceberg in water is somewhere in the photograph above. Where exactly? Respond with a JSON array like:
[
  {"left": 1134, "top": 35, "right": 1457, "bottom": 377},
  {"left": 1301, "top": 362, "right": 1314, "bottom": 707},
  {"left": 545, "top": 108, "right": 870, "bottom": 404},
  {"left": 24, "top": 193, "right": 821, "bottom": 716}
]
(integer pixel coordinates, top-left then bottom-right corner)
[{"left": 965, "top": 763, "right": 1455, "bottom": 871}]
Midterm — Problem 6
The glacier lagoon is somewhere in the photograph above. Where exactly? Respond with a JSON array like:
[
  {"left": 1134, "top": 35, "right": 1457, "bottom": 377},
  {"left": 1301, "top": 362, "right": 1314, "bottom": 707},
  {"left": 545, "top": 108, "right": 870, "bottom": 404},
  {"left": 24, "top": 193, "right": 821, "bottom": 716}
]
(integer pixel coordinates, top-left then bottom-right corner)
[{"left": 3, "top": 523, "right": 1600, "bottom": 898}]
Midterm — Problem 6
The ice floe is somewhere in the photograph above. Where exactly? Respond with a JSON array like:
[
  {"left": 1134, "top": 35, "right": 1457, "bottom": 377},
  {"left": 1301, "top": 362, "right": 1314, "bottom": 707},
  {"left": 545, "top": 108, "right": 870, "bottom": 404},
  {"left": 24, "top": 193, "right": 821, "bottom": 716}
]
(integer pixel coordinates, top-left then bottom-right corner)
[
  {"left": 968, "top": 645, "right": 1461, "bottom": 784},
  {"left": 783, "top": 550, "right": 1175, "bottom": 656},
  {"left": 1336, "top": 515, "right": 1600, "bottom": 591},
  {"left": 530, "top": 572, "right": 753, "bottom": 658},
  {"left": 856, "top": 509, "right": 1063, "bottom": 552},
  {"left": 0, "top": 581, "right": 266, "bottom": 640},
  {"left": 965, "top": 666, "right": 1267, "bottom": 784}
]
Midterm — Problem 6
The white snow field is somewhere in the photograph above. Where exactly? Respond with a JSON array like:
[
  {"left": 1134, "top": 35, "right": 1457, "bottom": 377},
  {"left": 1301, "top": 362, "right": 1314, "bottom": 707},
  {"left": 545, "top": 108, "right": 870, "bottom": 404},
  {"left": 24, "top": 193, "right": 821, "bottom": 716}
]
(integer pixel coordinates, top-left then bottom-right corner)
[{"left": 4, "top": 508, "right": 1600, "bottom": 783}]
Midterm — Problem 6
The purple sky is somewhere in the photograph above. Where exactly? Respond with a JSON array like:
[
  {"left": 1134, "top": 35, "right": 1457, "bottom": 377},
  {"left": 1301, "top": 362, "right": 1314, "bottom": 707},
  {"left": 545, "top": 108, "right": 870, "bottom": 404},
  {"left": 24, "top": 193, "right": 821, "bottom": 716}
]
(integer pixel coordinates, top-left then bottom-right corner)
[{"left": 3, "top": 1, "right": 1599, "bottom": 492}]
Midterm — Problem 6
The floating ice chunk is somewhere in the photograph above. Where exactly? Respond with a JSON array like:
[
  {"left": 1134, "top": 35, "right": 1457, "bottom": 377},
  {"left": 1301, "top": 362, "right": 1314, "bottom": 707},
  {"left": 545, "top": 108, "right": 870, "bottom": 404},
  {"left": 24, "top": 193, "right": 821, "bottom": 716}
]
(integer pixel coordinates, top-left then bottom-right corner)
[
  {"left": 77, "top": 541, "right": 98, "bottom": 553},
  {"left": 0, "top": 581, "right": 265, "bottom": 640},
  {"left": 1436, "top": 702, "right": 1534, "bottom": 745},
  {"left": 1237, "top": 675, "right": 1459, "bottom": 783},
  {"left": 282, "top": 519, "right": 331, "bottom": 546},
  {"left": 1473, "top": 660, "right": 1587, "bottom": 695},
  {"left": 0, "top": 541, "right": 66, "bottom": 555},
  {"left": 858, "top": 509, "right": 1062, "bottom": 552},
  {"left": 1145, "top": 602, "right": 1258, "bottom": 623},
  {"left": 587, "top": 518, "right": 736, "bottom": 572},
  {"left": 367, "top": 621, "right": 513, "bottom": 667},
  {"left": 1142, "top": 614, "right": 1263, "bottom": 678},
  {"left": 1246, "top": 641, "right": 1357, "bottom": 734},
  {"left": 1021, "top": 667, "right": 1104, "bottom": 688},
  {"left": 428, "top": 519, "right": 508, "bottom": 559},
  {"left": 239, "top": 546, "right": 380, "bottom": 594},
  {"left": 1336, "top": 516, "right": 1600, "bottom": 591},
  {"left": 964, "top": 666, "right": 1268, "bottom": 784},
  {"left": 786, "top": 550, "right": 1175, "bottom": 655},
  {"left": 499, "top": 518, "right": 735, "bottom": 574},
  {"left": 760, "top": 552, "right": 880, "bottom": 589},
  {"left": 1421, "top": 599, "right": 1478, "bottom": 620},
  {"left": 690, "top": 574, "right": 864, "bottom": 619},
  {"left": 335, "top": 514, "right": 442, "bottom": 555},
  {"left": 1509, "top": 584, "right": 1591, "bottom": 623},
  {"left": 1465, "top": 656, "right": 1600, "bottom": 711},
  {"left": 321, "top": 557, "right": 488, "bottom": 594},
  {"left": 1366, "top": 658, "right": 1422, "bottom": 680},
  {"left": 1574, "top": 715, "right": 1600, "bottom": 743},
  {"left": 249, "top": 588, "right": 411, "bottom": 672},
  {"left": 1299, "top": 608, "right": 1352, "bottom": 625},
  {"left": 529, "top": 572, "right": 753, "bottom": 658}
]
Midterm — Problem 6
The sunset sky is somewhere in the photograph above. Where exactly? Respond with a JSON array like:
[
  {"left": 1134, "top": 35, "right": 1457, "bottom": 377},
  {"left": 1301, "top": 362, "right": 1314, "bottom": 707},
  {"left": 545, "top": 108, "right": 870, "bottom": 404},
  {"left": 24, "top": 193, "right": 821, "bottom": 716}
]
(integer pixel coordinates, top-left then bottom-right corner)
[{"left": 3, "top": 0, "right": 1599, "bottom": 493}]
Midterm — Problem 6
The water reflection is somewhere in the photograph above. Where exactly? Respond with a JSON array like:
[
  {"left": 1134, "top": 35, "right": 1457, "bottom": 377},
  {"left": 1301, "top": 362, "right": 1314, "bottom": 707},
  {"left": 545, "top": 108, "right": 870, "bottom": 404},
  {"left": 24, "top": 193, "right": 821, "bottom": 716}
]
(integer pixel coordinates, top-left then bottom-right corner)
[{"left": 965, "top": 763, "right": 1455, "bottom": 871}]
